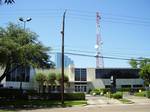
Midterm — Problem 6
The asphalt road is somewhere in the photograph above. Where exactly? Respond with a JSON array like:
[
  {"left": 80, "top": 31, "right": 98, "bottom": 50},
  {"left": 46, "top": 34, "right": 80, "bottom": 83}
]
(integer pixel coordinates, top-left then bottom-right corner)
[{"left": 19, "top": 104, "right": 150, "bottom": 112}]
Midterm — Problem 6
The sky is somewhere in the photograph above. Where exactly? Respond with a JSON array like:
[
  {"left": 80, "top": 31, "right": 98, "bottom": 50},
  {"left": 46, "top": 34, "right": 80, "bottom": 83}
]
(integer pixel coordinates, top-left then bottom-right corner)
[{"left": 0, "top": 0, "right": 150, "bottom": 68}]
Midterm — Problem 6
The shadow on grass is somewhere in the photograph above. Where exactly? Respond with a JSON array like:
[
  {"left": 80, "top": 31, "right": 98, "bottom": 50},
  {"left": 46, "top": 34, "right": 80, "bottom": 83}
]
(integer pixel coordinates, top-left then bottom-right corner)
[{"left": 0, "top": 99, "right": 87, "bottom": 111}]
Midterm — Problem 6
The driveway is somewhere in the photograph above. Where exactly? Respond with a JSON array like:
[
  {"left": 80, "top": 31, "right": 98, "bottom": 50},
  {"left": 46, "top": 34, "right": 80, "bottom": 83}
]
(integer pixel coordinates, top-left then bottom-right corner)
[
  {"left": 123, "top": 94, "right": 150, "bottom": 104},
  {"left": 86, "top": 94, "right": 121, "bottom": 106}
]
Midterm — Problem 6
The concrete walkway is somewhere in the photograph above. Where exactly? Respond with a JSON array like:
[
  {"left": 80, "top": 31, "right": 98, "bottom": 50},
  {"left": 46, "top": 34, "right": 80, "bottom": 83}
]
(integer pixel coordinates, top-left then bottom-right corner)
[
  {"left": 86, "top": 94, "right": 121, "bottom": 106},
  {"left": 123, "top": 95, "right": 150, "bottom": 104}
]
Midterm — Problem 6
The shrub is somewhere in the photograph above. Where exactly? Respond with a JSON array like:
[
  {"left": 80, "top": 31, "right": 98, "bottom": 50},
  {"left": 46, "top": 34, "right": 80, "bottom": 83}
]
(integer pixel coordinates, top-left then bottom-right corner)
[
  {"left": 134, "top": 91, "right": 146, "bottom": 97},
  {"left": 0, "top": 88, "right": 23, "bottom": 99},
  {"left": 146, "top": 91, "right": 150, "bottom": 98},
  {"left": 27, "top": 93, "right": 85, "bottom": 100},
  {"left": 90, "top": 89, "right": 100, "bottom": 95},
  {"left": 111, "top": 92, "right": 123, "bottom": 99},
  {"left": 64, "top": 93, "right": 85, "bottom": 100},
  {"left": 90, "top": 88, "right": 109, "bottom": 95}
]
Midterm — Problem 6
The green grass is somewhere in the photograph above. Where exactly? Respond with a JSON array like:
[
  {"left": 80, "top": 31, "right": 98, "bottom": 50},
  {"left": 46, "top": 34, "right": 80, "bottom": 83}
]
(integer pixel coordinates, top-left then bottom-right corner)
[
  {"left": 119, "top": 99, "right": 134, "bottom": 104},
  {"left": 0, "top": 100, "right": 87, "bottom": 109},
  {"left": 0, "top": 110, "right": 15, "bottom": 112}
]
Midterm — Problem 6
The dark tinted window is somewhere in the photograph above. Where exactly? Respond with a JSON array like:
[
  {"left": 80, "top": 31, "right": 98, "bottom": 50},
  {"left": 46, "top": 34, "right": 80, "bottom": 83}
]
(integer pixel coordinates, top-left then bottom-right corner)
[
  {"left": 96, "top": 69, "right": 139, "bottom": 79},
  {"left": 6, "top": 66, "right": 30, "bottom": 82},
  {"left": 75, "top": 68, "right": 87, "bottom": 81}
]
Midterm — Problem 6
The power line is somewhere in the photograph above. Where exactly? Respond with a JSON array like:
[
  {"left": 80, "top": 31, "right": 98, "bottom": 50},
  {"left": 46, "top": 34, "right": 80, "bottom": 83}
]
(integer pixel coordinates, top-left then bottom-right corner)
[{"left": 50, "top": 51, "right": 147, "bottom": 61}]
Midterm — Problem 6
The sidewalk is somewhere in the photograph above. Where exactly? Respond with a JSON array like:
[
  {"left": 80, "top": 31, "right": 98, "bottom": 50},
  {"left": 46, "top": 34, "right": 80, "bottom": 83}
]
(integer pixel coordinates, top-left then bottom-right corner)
[
  {"left": 86, "top": 94, "right": 121, "bottom": 106},
  {"left": 123, "top": 95, "right": 150, "bottom": 104}
]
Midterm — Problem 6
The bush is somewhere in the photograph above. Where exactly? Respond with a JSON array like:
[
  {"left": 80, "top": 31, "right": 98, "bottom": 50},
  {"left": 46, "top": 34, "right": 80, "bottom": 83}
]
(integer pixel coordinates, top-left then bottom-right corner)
[
  {"left": 111, "top": 92, "right": 123, "bottom": 99},
  {"left": 90, "top": 88, "right": 109, "bottom": 95},
  {"left": 27, "top": 93, "right": 85, "bottom": 100},
  {"left": 64, "top": 93, "right": 85, "bottom": 100},
  {"left": 134, "top": 91, "right": 146, "bottom": 97},
  {"left": 0, "top": 88, "right": 22, "bottom": 99},
  {"left": 146, "top": 91, "right": 150, "bottom": 98},
  {"left": 90, "top": 89, "right": 100, "bottom": 95}
]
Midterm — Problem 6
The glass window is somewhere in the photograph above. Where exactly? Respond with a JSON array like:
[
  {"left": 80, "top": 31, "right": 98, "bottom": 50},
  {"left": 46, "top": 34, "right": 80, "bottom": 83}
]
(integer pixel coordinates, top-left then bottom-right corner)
[
  {"left": 96, "top": 69, "right": 140, "bottom": 79},
  {"left": 75, "top": 69, "right": 80, "bottom": 81},
  {"left": 6, "top": 65, "right": 30, "bottom": 82},
  {"left": 75, "top": 68, "right": 87, "bottom": 81}
]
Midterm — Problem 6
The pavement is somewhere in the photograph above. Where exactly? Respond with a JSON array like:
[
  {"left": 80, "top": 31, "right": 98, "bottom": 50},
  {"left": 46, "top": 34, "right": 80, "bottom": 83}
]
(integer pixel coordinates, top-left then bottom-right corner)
[
  {"left": 86, "top": 94, "right": 122, "bottom": 106},
  {"left": 2, "top": 94, "right": 150, "bottom": 112},
  {"left": 19, "top": 104, "right": 150, "bottom": 112}
]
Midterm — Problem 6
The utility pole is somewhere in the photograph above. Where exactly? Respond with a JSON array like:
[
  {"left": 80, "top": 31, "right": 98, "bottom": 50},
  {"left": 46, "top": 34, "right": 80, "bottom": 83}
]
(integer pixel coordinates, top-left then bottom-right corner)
[{"left": 61, "top": 10, "right": 66, "bottom": 104}]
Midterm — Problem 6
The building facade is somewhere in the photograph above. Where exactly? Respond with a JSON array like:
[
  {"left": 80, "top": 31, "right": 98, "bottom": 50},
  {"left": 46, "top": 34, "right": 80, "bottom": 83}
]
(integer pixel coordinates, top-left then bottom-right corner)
[
  {"left": 1, "top": 66, "right": 35, "bottom": 89},
  {"left": 67, "top": 67, "right": 144, "bottom": 93},
  {"left": 1, "top": 66, "right": 144, "bottom": 93}
]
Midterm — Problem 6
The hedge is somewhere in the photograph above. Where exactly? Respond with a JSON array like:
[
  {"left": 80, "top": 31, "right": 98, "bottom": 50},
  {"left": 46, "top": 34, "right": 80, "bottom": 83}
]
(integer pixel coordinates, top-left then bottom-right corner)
[
  {"left": 0, "top": 88, "right": 85, "bottom": 100},
  {"left": 111, "top": 92, "right": 123, "bottom": 99}
]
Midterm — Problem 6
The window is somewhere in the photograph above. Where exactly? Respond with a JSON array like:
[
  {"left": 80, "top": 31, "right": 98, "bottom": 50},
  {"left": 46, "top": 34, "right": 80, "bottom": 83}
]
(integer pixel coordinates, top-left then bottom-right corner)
[
  {"left": 121, "top": 85, "right": 131, "bottom": 88},
  {"left": 133, "top": 85, "right": 143, "bottom": 88},
  {"left": 75, "top": 68, "right": 87, "bottom": 81},
  {"left": 105, "top": 85, "right": 111, "bottom": 88},
  {"left": 75, "top": 85, "right": 87, "bottom": 92},
  {"left": 95, "top": 69, "right": 140, "bottom": 79},
  {"left": 6, "top": 66, "right": 30, "bottom": 82}
]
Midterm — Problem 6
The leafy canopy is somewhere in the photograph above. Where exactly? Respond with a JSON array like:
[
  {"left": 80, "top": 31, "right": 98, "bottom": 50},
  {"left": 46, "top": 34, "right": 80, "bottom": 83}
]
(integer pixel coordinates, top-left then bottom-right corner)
[
  {"left": 129, "top": 58, "right": 150, "bottom": 86},
  {"left": 0, "top": 23, "right": 51, "bottom": 68}
]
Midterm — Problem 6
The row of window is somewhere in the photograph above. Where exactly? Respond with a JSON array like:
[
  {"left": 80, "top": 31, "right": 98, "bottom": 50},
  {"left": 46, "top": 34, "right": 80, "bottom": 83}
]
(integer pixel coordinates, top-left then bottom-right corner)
[
  {"left": 105, "top": 85, "right": 143, "bottom": 88},
  {"left": 6, "top": 66, "right": 30, "bottom": 82},
  {"left": 95, "top": 69, "right": 140, "bottom": 79},
  {"left": 74, "top": 68, "right": 140, "bottom": 81}
]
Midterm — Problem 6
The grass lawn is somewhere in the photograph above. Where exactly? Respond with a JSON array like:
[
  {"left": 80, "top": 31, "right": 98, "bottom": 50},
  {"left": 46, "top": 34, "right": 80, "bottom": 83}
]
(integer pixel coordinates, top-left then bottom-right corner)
[
  {"left": 119, "top": 99, "right": 134, "bottom": 104},
  {"left": 0, "top": 110, "right": 15, "bottom": 112},
  {"left": 0, "top": 99, "right": 87, "bottom": 109}
]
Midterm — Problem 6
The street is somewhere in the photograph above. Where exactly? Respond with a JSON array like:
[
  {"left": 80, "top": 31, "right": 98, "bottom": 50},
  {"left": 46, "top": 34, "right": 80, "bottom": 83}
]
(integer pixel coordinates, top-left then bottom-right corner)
[{"left": 19, "top": 104, "right": 150, "bottom": 112}]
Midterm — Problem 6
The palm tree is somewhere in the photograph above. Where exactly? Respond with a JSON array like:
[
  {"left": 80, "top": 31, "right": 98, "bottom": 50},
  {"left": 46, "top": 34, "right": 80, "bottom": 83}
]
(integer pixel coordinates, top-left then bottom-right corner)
[
  {"left": 47, "top": 73, "right": 56, "bottom": 93},
  {"left": 56, "top": 73, "right": 69, "bottom": 87},
  {"left": 35, "top": 73, "right": 47, "bottom": 93}
]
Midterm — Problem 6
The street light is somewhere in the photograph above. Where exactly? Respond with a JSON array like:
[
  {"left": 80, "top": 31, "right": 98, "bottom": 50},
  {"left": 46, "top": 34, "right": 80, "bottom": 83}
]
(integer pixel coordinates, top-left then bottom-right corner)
[
  {"left": 19, "top": 17, "right": 32, "bottom": 30},
  {"left": 19, "top": 17, "right": 32, "bottom": 91}
]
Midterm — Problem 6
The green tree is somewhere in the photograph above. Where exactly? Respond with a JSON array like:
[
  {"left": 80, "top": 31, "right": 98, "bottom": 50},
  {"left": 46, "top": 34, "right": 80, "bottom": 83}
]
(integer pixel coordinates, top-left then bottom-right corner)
[
  {"left": 47, "top": 72, "right": 56, "bottom": 92},
  {"left": 35, "top": 73, "right": 47, "bottom": 93},
  {"left": 129, "top": 58, "right": 150, "bottom": 87},
  {"left": 56, "top": 73, "right": 69, "bottom": 87},
  {"left": 0, "top": 23, "right": 52, "bottom": 82},
  {"left": 129, "top": 59, "right": 138, "bottom": 69}
]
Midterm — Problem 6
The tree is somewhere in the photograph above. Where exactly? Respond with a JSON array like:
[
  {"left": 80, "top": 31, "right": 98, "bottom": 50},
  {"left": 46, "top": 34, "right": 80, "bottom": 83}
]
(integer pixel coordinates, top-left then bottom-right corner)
[
  {"left": 129, "top": 58, "right": 150, "bottom": 87},
  {"left": 47, "top": 72, "right": 56, "bottom": 92},
  {"left": 140, "top": 64, "right": 150, "bottom": 86},
  {"left": 35, "top": 73, "right": 47, "bottom": 93},
  {"left": 56, "top": 73, "right": 69, "bottom": 87},
  {"left": 129, "top": 59, "right": 138, "bottom": 69},
  {"left": 0, "top": 23, "right": 52, "bottom": 82},
  {"left": 0, "top": 0, "right": 15, "bottom": 4}
]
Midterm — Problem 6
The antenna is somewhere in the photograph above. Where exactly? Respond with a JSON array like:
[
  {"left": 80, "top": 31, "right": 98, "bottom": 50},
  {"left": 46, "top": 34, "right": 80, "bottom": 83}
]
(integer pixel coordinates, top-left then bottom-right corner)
[{"left": 95, "top": 12, "right": 104, "bottom": 68}]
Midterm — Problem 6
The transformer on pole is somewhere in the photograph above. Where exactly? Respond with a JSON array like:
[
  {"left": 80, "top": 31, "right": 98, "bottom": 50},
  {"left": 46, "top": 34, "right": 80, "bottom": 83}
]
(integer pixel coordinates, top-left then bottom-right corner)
[{"left": 95, "top": 12, "right": 104, "bottom": 68}]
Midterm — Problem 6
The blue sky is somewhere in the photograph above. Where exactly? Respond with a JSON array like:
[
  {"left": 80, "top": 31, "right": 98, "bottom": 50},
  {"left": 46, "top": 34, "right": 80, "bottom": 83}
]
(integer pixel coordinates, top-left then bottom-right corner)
[{"left": 0, "top": 0, "right": 150, "bottom": 68}]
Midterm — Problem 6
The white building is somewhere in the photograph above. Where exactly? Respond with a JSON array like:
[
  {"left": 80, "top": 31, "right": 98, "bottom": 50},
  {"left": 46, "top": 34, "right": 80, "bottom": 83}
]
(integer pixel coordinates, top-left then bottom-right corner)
[{"left": 0, "top": 66, "right": 144, "bottom": 93}]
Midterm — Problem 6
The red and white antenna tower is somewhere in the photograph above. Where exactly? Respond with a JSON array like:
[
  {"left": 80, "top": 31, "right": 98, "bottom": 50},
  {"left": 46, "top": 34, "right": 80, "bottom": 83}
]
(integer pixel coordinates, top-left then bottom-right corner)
[{"left": 95, "top": 12, "right": 104, "bottom": 68}]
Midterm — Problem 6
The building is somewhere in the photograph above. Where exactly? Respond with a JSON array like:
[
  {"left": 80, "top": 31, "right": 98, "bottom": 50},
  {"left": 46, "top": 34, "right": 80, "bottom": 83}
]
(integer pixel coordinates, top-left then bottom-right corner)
[
  {"left": 0, "top": 66, "right": 144, "bottom": 93},
  {"left": 55, "top": 52, "right": 74, "bottom": 69},
  {"left": 0, "top": 66, "right": 35, "bottom": 89},
  {"left": 67, "top": 66, "right": 144, "bottom": 93}
]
